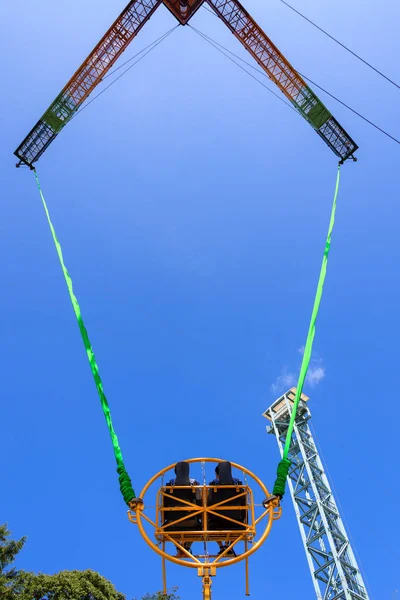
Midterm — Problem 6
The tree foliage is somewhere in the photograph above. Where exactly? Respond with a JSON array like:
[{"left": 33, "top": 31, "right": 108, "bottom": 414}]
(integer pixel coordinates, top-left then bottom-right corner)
[
  {"left": 0, "top": 523, "right": 26, "bottom": 599},
  {"left": 0, "top": 524, "right": 179, "bottom": 600},
  {"left": 139, "top": 588, "right": 179, "bottom": 600},
  {"left": 19, "top": 571, "right": 178, "bottom": 600},
  {"left": 18, "top": 569, "right": 125, "bottom": 600}
]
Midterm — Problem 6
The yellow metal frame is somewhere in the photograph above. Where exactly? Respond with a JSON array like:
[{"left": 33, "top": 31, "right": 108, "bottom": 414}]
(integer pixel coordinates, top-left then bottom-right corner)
[
  {"left": 156, "top": 485, "right": 255, "bottom": 543},
  {"left": 128, "top": 458, "right": 282, "bottom": 598}
]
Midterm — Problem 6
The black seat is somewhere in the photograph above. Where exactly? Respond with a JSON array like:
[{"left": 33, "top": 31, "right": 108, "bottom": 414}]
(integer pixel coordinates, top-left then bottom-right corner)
[
  {"left": 208, "top": 461, "right": 247, "bottom": 530},
  {"left": 162, "top": 461, "right": 200, "bottom": 531}
]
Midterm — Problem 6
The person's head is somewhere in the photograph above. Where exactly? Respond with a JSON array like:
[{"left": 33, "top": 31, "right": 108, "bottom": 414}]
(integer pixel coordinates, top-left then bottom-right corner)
[
  {"left": 174, "top": 461, "right": 189, "bottom": 478},
  {"left": 215, "top": 462, "right": 233, "bottom": 483}
]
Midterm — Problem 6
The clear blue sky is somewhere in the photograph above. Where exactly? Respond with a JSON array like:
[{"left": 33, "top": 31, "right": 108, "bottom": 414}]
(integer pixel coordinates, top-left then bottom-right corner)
[{"left": 1, "top": 0, "right": 399, "bottom": 598}]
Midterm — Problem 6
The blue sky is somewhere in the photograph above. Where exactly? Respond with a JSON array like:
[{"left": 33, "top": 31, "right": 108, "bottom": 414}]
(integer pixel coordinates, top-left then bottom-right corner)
[{"left": 1, "top": 0, "right": 399, "bottom": 598}]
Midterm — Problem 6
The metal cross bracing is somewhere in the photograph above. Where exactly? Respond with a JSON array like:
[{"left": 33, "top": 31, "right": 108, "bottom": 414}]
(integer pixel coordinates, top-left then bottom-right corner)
[
  {"left": 15, "top": 0, "right": 162, "bottom": 166},
  {"left": 14, "top": 0, "right": 358, "bottom": 168},
  {"left": 263, "top": 388, "right": 369, "bottom": 600},
  {"left": 205, "top": 0, "right": 357, "bottom": 159}
]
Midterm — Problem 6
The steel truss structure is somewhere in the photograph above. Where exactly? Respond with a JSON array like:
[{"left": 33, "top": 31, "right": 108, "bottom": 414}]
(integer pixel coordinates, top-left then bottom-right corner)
[
  {"left": 263, "top": 388, "right": 369, "bottom": 600},
  {"left": 15, "top": 0, "right": 357, "bottom": 167}
]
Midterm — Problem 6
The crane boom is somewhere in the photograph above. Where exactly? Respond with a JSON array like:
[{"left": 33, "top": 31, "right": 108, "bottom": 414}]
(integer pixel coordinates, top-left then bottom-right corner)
[
  {"left": 15, "top": 0, "right": 162, "bottom": 167},
  {"left": 206, "top": 0, "right": 358, "bottom": 160},
  {"left": 14, "top": 0, "right": 358, "bottom": 166}
]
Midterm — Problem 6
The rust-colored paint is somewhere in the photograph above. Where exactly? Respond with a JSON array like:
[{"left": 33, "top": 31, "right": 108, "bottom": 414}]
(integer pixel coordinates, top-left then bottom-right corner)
[
  {"left": 15, "top": 0, "right": 357, "bottom": 167},
  {"left": 163, "top": 0, "right": 204, "bottom": 24}
]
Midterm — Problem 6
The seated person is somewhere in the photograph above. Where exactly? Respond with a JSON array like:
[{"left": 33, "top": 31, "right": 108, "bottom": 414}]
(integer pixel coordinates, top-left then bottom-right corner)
[
  {"left": 209, "top": 464, "right": 242, "bottom": 487},
  {"left": 165, "top": 461, "right": 201, "bottom": 558},
  {"left": 208, "top": 462, "right": 244, "bottom": 557},
  {"left": 166, "top": 461, "right": 199, "bottom": 487}
]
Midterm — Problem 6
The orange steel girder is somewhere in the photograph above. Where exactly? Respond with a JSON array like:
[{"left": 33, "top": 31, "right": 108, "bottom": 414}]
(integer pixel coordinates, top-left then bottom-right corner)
[
  {"left": 15, "top": 0, "right": 163, "bottom": 166},
  {"left": 205, "top": 0, "right": 357, "bottom": 159},
  {"left": 14, "top": 0, "right": 357, "bottom": 166},
  {"left": 163, "top": 0, "right": 204, "bottom": 23}
]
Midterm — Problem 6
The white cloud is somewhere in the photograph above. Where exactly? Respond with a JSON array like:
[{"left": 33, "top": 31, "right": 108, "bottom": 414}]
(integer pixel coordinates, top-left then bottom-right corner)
[
  {"left": 306, "top": 364, "right": 325, "bottom": 387},
  {"left": 270, "top": 370, "right": 297, "bottom": 394},
  {"left": 270, "top": 354, "right": 326, "bottom": 394}
]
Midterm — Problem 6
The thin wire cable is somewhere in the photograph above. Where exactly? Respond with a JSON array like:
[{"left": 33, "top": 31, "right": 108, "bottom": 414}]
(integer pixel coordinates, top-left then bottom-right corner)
[
  {"left": 298, "top": 72, "right": 400, "bottom": 145},
  {"left": 203, "top": 4, "right": 217, "bottom": 17},
  {"left": 101, "top": 27, "right": 179, "bottom": 82},
  {"left": 280, "top": 0, "right": 400, "bottom": 90},
  {"left": 189, "top": 25, "right": 297, "bottom": 114},
  {"left": 71, "top": 26, "right": 178, "bottom": 120},
  {"left": 192, "top": 25, "right": 400, "bottom": 147}
]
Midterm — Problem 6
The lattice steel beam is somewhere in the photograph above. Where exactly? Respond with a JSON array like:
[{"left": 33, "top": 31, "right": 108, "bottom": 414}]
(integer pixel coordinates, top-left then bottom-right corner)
[
  {"left": 263, "top": 389, "right": 369, "bottom": 599},
  {"left": 14, "top": 0, "right": 358, "bottom": 167},
  {"left": 163, "top": 0, "right": 204, "bottom": 24},
  {"left": 206, "top": 0, "right": 358, "bottom": 160},
  {"left": 14, "top": 0, "right": 162, "bottom": 166}
]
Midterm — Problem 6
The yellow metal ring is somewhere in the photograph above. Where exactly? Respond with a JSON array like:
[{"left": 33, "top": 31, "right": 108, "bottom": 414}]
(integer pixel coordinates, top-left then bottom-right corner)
[{"left": 131, "top": 457, "right": 277, "bottom": 569}]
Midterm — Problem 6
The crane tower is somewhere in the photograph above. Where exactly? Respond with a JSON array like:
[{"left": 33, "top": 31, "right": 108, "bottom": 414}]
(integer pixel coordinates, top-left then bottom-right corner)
[{"left": 263, "top": 388, "right": 369, "bottom": 600}]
